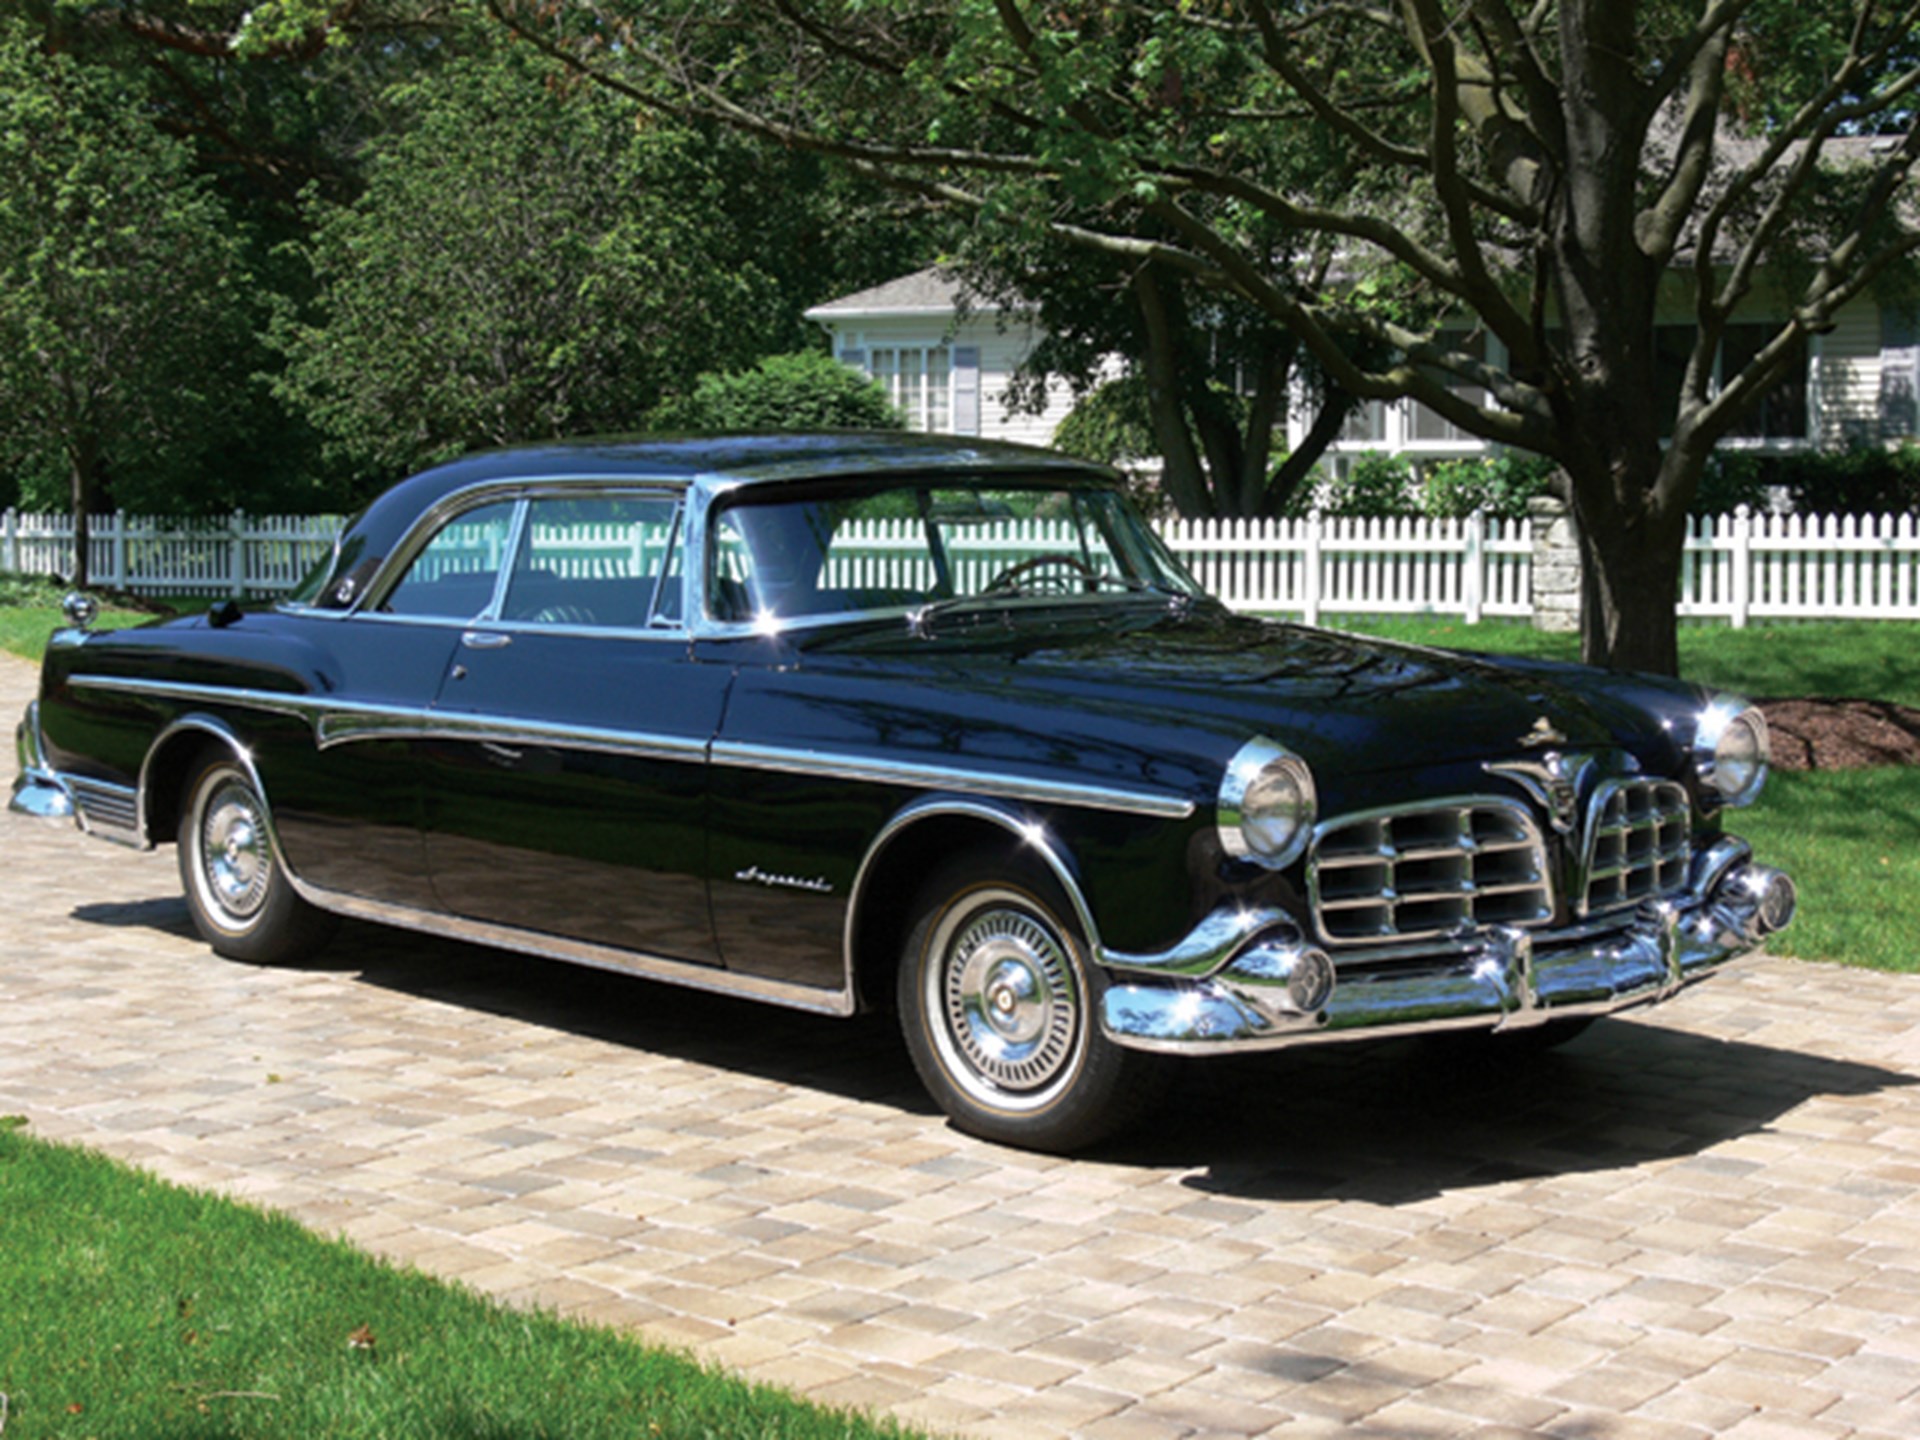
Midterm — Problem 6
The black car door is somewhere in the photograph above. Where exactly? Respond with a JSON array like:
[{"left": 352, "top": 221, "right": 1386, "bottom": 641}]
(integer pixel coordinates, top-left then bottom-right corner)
[{"left": 414, "top": 491, "right": 727, "bottom": 964}]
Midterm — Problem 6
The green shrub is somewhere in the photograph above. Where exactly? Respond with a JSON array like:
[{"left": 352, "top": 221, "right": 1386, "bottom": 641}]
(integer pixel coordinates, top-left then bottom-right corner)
[
  {"left": 1419, "top": 452, "right": 1556, "bottom": 520},
  {"left": 1317, "top": 451, "right": 1417, "bottom": 517},
  {"left": 650, "top": 350, "right": 904, "bottom": 432},
  {"left": 1710, "top": 441, "right": 1920, "bottom": 517},
  {"left": 1053, "top": 375, "right": 1159, "bottom": 464}
]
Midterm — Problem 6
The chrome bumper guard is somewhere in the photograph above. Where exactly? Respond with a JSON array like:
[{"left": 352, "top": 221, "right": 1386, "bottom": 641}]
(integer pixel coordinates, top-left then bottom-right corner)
[
  {"left": 1101, "top": 838, "right": 1795, "bottom": 1054},
  {"left": 10, "top": 703, "right": 76, "bottom": 821}
]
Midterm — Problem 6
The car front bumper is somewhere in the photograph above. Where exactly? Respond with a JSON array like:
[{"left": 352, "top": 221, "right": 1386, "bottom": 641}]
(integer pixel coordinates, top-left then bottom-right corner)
[{"left": 1101, "top": 837, "right": 1795, "bottom": 1054}]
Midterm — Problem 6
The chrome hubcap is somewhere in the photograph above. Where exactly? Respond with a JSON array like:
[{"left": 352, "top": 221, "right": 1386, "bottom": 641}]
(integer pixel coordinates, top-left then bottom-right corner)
[
  {"left": 939, "top": 903, "right": 1080, "bottom": 1098},
  {"left": 200, "top": 780, "right": 270, "bottom": 921}
]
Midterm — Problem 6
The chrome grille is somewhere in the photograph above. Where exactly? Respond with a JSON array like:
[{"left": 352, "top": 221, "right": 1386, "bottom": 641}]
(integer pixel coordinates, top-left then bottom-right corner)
[
  {"left": 1582, "top": 779, "right": 1691, "bottom": 914},
  {"left": 1309, "top": 800, "right": 1551, "bottom": 944}
]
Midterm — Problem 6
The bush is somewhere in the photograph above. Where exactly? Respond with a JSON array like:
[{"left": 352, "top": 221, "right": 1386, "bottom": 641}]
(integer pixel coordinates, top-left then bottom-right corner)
[
  {"left": 1052, "top": 375, "right": 1159, "bottom": 465},
  {"left": 1316, "top": 451, "right": 1417, "bottom": 518},
  {"left": 650, "top": 351, "right": 904, "bottom": 432},
  {"left": 1708, "top": 441, "right": 1920, "bottom": 517},
  {"left": 1419, "top": 452, "right": 1556, "bottom": 520}
]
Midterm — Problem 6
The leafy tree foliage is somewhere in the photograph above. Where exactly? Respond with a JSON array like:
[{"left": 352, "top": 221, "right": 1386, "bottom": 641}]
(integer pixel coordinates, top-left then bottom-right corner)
[
  {"left": 651, "top": 352, "right": 903, "bottom": 433},
  {"left": 272, "top": 47, "right": 926, "bottom": 480},
  {"left": 495, "top": 0, "right": 1920, "bottom": 673},
  {"left": 0, "top": 20, "right": 258, "bottom": 582},
  {"left": 966, "top": 233, "right": 1358, "bottom": 519}
]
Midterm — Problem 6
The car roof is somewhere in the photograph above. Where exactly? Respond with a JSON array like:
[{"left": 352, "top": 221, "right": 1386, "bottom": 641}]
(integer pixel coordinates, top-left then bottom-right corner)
[{"left": 336, "top": 432, "right": 1117, "bottom": 580}]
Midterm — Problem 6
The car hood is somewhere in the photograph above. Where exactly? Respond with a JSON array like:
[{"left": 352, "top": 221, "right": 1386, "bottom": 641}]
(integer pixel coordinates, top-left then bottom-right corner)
[{"left": 800, "top": 606, "right": 1695, "bottom": 781}]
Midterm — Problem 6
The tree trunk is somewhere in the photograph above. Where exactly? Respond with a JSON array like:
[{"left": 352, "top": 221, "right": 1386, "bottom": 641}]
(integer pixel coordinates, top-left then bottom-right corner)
[
  {"left": 1261, "top": 388, "right": 1357, "bottom": 519},
  {"left": 67, "top": 445, "right": 95, "bottom": 591},
  {"left": 1573, "top": 517, "right": 1683, "bottom": 674},
  {"left": 1133, "top": 269, "right": 1211, "bottom": 517}
]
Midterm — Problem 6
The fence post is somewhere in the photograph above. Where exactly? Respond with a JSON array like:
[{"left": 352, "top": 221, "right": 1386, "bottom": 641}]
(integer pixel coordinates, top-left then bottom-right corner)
[
  {"left": 1302, "top": 513, "right": 1323, "bottom": 625},
  {"left": 230, "top": 509, "right": 247, "bottom": 598},
  {"left": 1527, "top": 495, "right": 1581, "bottom": 633},
  {"left": 2, "top": 508, "right": 14, "bottom": 574},
  {"left": 1730, "top": 505, "right": 1752, "bottom": 630},
  {"left": 1464, "top": 509, "right": 1485, "bottom": 624}
]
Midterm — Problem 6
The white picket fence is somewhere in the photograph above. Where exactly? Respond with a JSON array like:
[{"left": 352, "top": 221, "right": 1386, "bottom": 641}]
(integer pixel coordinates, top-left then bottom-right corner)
[
  {"left": 6, "top": 504, "right": 1920, "bottom": 626},
  {"left": 0, "top": 511, "right": 344, "bottom": 599}
]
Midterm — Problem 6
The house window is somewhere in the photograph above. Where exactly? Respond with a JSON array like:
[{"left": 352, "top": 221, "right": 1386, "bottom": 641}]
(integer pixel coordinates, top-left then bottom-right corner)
[
  {"left": 1343, "top": 400, "right": 1388, "bottom": 443},
  {"left": 1408, "top": 332, "right": 1488, "bottom": 443},
  {"left": 1655, "top": 323, "right": 1809, "bottom": 441},
  {"left": 1722, "top": 324, "right": 1809, "bottom": 440},
  {"left": 871, "top": 346, "right": 952, "bottom": 432}
]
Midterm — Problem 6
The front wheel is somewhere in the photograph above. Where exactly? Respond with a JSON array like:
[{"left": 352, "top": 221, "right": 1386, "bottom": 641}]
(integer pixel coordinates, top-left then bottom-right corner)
[
  {"left": 897, "top": 853, "right": 1162, "bottom": 1151},
  {"left": 177, "top": 753, "right": 337, "bottom": 965}
]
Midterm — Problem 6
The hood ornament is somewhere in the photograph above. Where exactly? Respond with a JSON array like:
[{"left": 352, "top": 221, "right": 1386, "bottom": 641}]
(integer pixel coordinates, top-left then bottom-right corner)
[{"left": 1518, "top": 715, "right": 1567, "bottom": 749}]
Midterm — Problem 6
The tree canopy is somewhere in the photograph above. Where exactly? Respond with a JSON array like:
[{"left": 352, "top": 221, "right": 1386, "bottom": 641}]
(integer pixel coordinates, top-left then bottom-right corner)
[
  {"left": 0, "top": 18, "right": 260, "bottom": 580},
  {"left": 492, "top": 0, "right": 1920, "bottom": 672},
  {"left": 0, "top": 5, "right": 946, "bottom": 519}
]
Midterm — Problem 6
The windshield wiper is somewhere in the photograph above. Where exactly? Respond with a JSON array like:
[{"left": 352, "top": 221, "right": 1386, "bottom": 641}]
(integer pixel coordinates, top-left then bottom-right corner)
[{"left": 905, "top": 570, "right": 1166, "bottom": 638}]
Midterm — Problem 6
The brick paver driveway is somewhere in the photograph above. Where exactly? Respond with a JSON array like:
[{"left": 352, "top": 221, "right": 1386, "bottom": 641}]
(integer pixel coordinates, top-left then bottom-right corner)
[{"left": 4, "top": 650, "right": 1919, "bottom": 1438}]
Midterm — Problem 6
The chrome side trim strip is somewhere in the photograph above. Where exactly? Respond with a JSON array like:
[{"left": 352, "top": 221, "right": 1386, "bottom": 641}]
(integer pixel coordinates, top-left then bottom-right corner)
[
  {"left": 70, "top": 675, "right": 1185, "bottom": 817},
  {"left": 713, "top": 740, "right": 1196, "bottom": 820},
  {"left": 287, "top": 875, "right": 856, "bottom": 1018},
  {"left": 71, "top": 675, "right": 311, "bottom": 721},
  {"left": 308, "top": 708, "right": 706, "bottom": 761},
  {"left": 67, "top": 676, "right": 707, "bottom": 762}
]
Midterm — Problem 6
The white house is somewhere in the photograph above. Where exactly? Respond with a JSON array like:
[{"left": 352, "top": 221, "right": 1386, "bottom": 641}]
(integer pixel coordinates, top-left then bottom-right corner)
[
  {"left": 804, "top": 268, "right": 1078, "bottom": 445},
  {"left": 809, "top": 267, "right": 1920, "bottom": 468}
]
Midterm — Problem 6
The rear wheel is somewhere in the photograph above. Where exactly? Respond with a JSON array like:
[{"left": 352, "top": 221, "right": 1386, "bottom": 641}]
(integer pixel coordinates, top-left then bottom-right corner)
[
  {"left": 177, "top": 753, "right": 336, "bottom": 965},
  {"left": 898, "top": 853, "right": 1162, "bottom": 1151}
]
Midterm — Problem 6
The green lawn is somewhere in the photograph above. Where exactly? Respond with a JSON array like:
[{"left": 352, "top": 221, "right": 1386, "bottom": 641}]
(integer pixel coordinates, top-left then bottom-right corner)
[
  {"left": 0, "top": 575, "right": 166, "bottom": 660},
  {"left": 1316, "top": 613, "right": 1920, "bottom": 707},
  {"left": 0, "top": 1119, "right": 914, "bottom": 1440}
]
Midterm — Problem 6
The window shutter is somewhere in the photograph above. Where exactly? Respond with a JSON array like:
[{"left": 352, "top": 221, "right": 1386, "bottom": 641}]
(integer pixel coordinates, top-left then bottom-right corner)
[
  {"left": 953, "top": 346, "right": 982, "bottom": 436},
  {"left": 1882, "top": 305, "right": 1918, "bottom": 440}
]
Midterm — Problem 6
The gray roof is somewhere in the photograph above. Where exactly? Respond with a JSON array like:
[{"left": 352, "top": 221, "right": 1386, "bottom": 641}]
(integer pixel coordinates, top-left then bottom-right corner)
[{"left": 805, "top": 266, "right": 978, "bottom": 319}]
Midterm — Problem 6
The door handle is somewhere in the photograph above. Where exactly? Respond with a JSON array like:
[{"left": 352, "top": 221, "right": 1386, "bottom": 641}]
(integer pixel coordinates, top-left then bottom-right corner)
[{"left": 461, "top": 630, "right": 513, "bottom": 650}]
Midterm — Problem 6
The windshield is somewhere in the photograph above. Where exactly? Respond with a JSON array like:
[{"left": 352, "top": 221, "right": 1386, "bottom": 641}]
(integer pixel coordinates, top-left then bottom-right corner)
[{"left": 706, "top": 478, "right": 1202, "bottom": 628}]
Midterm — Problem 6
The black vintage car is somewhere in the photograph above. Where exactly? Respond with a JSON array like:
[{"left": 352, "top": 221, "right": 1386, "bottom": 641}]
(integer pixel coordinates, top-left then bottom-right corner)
[{"left": 12, "top": 434, "right": 1795, "bottom": 1150}]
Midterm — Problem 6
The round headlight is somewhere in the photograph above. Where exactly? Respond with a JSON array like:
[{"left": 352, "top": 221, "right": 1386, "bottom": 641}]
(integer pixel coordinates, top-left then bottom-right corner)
[
  {"left": 1694, "top": 698, "right": 1769, "bottom": 808},
  {"left": 1219, "top": 737, "right": 1318, "bottom": 870}
]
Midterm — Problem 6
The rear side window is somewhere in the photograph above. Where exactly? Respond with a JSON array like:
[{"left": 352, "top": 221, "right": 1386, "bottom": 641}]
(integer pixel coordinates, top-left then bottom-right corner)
[{"left": 380, "top": 501, "right": 520, "bottom": 619}]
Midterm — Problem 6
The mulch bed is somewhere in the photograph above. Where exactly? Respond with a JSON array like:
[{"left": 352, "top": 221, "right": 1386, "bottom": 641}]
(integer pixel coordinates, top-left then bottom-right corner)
[{"left": 1759, "top": 698, "right": 1920, "bottom": 771}]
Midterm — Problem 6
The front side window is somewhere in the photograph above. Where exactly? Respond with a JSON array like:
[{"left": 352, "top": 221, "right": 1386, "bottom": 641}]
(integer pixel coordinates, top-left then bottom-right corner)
[
  {"left": 707, "top": 479, "right": 1199, "bottom": 627},
  {"left": 500, "top": 494, "right": 684, "bottom": 629}
]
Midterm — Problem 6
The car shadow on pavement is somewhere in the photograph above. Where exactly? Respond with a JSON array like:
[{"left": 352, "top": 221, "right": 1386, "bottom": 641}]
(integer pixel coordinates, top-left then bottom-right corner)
[
  {"left": 1141, "top": 1022, "right": 1917, "bottom": 1204},
  {"left": 71, "top": 899, "right": 1916, "bottom": 1201}
]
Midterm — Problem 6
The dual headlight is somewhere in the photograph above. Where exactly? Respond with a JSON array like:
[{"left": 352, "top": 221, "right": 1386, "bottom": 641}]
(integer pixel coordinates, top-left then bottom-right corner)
[
  {"left": 1693, "top": 697, "right": 1770, "bottom": 808},
  {"left": 1218, "top": 737, "right": 1317, "bottom": 870}
]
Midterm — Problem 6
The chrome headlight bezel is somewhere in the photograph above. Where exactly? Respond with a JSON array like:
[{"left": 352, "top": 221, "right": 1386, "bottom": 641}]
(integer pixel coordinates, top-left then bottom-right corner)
[
  {"left": 1693, "top": 697, "right": 1770, "bottom": 809},
  {"left": 1218, "top": 736, "right": 1318, "bottom": 871}
]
